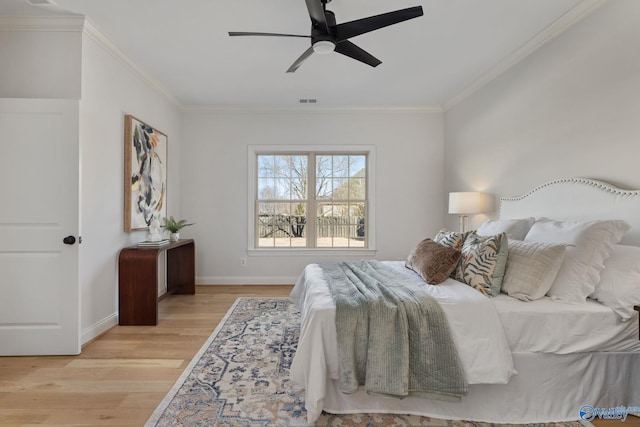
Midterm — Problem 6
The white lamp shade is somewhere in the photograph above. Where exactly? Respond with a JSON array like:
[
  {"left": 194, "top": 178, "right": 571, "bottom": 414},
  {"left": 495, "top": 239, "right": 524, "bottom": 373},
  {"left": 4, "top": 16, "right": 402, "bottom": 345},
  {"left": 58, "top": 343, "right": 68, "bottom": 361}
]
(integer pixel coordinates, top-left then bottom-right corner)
[{"left": 449, "top": 192, "right": 483, "bottom": 214}]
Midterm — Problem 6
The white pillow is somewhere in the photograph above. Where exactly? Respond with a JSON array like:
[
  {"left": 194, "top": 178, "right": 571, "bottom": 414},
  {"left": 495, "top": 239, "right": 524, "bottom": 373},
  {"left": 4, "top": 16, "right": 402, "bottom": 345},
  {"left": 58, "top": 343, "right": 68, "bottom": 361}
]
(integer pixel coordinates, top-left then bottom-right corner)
[
  {"left": 591, "top": 245, "right": 640, "bottom": 321},
  {"left": 477, "top": 217, "right": 535, "bottom": 241},
  {"left": 501, "top": 240, "right": 567, "bottom": 301},
  {"left": 524, "top": 219, "right": 630, "bottom": 303}
]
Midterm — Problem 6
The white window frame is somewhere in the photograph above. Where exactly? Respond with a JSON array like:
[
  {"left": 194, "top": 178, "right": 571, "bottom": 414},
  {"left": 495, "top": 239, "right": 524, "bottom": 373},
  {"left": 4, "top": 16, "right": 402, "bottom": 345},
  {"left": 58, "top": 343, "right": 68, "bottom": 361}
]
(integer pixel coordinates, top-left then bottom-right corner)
[{"left": 248, "top": 145, "right": 376, "bottom": 256}]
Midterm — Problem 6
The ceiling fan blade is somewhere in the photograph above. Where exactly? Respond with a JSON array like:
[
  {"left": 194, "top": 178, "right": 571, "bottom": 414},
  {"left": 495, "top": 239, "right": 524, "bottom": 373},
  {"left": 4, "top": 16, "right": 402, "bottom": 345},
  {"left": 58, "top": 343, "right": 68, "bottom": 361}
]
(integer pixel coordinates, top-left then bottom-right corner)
[
  {"left": 286, "top": 46, "right": 315, "bottom": 73},
  {"left": 334, "top": 41, "right": 381, "bottom": 68},
  {"left": 305, "top": 0, "right": 329, "bottom": 33},
  {"left": 228, "top": 31, "right": 310, "bottom": 38},
  {"left": 334, "top": 6, "right": 423, "bottom": 42}
]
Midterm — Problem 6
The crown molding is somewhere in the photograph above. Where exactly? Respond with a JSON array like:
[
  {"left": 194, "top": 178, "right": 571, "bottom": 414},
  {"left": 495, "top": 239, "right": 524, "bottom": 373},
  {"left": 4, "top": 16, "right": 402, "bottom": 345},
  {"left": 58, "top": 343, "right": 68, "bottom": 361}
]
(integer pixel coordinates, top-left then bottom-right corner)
[
  {"left": 81, "top": 19, "right": 183, "bottom": 109},
  {"left": 443, "top": 0, "right": 609, "bottom": 111},
  {"left": 0, "top": 15, "right": 85, "bottom": 31},
  {"left": 181, "top": 105, "right": 443, "bottom": 114},
  {"left": 0, "top": 15, "right": 182, "bottom": 109}
]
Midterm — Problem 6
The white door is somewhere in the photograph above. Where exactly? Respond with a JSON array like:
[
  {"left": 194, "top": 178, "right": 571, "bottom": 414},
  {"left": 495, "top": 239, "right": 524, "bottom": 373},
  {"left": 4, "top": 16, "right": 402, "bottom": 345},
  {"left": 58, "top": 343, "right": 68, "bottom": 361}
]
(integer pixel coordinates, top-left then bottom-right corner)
[{"left": 0, "top": 98, "right": 80, "bottom": 356}]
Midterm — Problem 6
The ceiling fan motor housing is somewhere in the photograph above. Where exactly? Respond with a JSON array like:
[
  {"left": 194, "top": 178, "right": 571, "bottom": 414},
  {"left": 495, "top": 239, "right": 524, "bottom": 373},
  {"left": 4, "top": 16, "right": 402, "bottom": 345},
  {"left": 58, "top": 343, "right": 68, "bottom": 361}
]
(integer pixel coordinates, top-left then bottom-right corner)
[
  {"left": 311, "top": 9, "right": 336, "bottom": 52},
  {"left": 311, "top": 9, "right": 336, "bottom": 44}
]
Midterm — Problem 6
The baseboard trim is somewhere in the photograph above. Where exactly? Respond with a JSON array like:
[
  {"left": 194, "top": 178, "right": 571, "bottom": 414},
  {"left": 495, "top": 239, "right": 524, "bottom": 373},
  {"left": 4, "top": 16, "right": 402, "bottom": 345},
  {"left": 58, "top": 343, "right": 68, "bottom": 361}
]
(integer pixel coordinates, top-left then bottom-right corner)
[
  {"left": 197, "top": 276, "right": 297, "bottom": 285},
  {"left": 81, "top": 313, "right": 118, "bottom": 346}
]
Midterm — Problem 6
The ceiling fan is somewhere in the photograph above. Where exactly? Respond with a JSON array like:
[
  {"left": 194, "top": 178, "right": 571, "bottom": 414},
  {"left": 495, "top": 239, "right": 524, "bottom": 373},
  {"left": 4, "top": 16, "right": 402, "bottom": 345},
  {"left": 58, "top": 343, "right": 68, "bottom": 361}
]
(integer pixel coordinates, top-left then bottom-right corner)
[{"left": 229, "top": 0, "right": 424, "bottom": 73}]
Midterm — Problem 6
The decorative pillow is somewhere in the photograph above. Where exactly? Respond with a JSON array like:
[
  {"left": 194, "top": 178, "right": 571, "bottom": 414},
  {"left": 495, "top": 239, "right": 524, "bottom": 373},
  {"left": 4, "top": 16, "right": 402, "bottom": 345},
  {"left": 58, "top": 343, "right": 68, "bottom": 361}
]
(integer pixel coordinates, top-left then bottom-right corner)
[
  {"left": 524, "top": 219, "right": 630, "bottom": 303},
  {"left": 477, "top": 217, "right": 535, "bottom": 241},
  {"left": 501, "top": 240, "right": 567, "bottom": 301},
  {"left": 405, "top": 239, "right": 461, "bottom": 284},
  {"left": 591, "top": 245, "right": 640, "bottom": 321},
  {"left": 453, "top": 232, "right": 508, "bottom": 296},
  {"left": 434, "top": 228, "right": 467, "bottom": 250}
]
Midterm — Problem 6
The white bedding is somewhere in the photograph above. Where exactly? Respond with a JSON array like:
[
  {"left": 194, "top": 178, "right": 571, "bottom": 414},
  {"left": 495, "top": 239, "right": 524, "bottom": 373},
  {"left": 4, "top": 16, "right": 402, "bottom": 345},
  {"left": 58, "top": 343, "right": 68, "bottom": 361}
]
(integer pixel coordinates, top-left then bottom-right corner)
[
  {"left": 289, "top": 261, "right": 517, "bottom": 424},
  {"left": 289, "top": 260, "right": 640, "bottom": 424},
  {"left": 492, "top": 294, "right": 640, "bottom": 354},
  {"left": 319, "top": 352, "right": 640, "bottom": 423}
]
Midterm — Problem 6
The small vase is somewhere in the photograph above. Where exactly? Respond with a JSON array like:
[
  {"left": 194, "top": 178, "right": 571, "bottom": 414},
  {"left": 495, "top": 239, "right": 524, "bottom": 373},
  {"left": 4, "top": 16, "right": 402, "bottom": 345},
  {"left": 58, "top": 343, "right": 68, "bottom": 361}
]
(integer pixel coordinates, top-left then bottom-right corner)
[{"left": 170, "top": 232, "right": 179, "bottom": 242}]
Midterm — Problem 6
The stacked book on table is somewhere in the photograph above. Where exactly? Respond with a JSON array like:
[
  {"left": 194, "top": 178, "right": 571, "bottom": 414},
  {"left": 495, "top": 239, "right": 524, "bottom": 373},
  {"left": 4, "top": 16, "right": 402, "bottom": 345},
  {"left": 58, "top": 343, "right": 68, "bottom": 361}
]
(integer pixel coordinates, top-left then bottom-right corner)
[{"left": 137, "top": 239, "right": 170, "bottom": 247}]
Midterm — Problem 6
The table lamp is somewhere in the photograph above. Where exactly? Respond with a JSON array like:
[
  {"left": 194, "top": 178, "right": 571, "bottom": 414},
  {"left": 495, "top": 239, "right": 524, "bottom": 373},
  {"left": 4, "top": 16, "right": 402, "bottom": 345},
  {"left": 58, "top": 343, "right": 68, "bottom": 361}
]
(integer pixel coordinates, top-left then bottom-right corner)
[{"left": 449, "top": 192, "right": 483, "bottom": 233}]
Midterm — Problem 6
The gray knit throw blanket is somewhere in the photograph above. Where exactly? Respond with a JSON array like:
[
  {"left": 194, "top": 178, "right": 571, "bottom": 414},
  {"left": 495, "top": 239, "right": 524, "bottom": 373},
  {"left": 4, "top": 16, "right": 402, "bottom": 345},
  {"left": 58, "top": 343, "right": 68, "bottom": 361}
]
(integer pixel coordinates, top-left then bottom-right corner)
[{"left": 320, "top": 260, "right": 468, "bottom": 401}]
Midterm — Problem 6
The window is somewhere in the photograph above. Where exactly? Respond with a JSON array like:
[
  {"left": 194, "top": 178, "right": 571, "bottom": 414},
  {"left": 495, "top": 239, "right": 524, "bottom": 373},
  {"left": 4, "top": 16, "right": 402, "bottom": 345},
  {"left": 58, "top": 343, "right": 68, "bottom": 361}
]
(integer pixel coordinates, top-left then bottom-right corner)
[{"left": 249, "top": 146, "right": 375, "bottom": 252}]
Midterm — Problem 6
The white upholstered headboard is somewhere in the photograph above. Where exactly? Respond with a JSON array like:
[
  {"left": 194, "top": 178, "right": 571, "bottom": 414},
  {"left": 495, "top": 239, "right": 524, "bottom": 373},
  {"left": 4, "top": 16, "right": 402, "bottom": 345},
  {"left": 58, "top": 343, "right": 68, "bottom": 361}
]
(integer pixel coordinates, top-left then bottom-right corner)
[{"left": 500, "top": 178, "right": 640, "bottom": 246}]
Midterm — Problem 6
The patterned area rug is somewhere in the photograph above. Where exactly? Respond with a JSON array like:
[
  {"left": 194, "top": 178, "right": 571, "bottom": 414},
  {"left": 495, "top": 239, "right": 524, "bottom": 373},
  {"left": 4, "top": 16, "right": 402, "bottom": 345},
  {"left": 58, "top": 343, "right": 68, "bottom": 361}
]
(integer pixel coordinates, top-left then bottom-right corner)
[{"left": 146, "top": 297, "right": 586, "bottom": 427}]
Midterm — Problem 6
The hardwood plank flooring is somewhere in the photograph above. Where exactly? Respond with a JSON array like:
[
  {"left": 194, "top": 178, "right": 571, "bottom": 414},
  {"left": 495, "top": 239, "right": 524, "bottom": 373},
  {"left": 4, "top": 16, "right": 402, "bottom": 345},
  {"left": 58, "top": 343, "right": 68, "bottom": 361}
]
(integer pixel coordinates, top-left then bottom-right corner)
[
  {"left": 0, "top": 285, "right": 291, "bottom": 427},
  {"left": 0, "top": 284, "right": 637, "bottom": 426}
]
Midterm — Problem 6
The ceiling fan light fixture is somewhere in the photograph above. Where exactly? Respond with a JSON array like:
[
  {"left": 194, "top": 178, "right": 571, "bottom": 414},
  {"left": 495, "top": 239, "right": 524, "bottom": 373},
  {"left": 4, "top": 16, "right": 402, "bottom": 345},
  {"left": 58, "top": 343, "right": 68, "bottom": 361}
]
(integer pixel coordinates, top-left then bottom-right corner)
[{"left": 312, "top": 40, "right": 335, "bottom": 55}]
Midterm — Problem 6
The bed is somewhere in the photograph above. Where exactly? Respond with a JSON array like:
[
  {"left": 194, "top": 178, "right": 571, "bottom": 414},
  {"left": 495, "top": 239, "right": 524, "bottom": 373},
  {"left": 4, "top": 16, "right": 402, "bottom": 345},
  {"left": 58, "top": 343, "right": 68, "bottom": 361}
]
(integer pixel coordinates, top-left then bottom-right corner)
[{"left": 289, "top": 178, "right": 640, "bottom": 424}]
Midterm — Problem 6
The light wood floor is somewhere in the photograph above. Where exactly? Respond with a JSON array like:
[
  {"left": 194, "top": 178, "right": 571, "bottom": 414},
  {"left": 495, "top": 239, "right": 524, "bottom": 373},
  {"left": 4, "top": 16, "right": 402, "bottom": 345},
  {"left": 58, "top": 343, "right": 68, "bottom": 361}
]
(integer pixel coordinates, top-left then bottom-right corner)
[
  {"left": 0, "top": 285, "right": 637, "bottom": 427},
  {"left": 0, "top": 285, "right": 292, "bottom": 426}
]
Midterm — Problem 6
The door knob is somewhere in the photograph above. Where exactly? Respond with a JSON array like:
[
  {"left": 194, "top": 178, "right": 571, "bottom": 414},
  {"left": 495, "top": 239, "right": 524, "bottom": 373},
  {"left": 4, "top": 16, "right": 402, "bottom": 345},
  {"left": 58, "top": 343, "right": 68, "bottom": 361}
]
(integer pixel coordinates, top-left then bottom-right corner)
[{"left": 63, "top": 235, "right": 76, "bottom": 245}]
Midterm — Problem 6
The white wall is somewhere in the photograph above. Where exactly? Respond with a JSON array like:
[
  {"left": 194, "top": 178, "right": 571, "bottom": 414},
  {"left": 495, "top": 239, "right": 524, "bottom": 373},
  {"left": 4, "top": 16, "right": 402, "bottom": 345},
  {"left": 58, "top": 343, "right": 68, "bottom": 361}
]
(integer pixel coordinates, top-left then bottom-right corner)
[
  {"left": 78, "top": 28, "right": 182, "bottom": 342},
  {"left": 444, "top": 0, "right": 640, "bottom": 231},
  {"left": 0, "top": 16, "right": 82, "bottom": 99},
  {"left": 180, "top": 109, "right": 445, "bottom": 284}
]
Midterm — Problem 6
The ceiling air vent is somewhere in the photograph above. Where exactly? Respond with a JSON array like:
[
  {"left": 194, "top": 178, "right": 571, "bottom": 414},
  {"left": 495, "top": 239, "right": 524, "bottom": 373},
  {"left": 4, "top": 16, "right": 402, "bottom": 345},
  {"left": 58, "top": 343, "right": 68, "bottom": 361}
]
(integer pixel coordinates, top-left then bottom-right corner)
[{"left": 299, "top": 99, "right": 317, "bottom": 104}]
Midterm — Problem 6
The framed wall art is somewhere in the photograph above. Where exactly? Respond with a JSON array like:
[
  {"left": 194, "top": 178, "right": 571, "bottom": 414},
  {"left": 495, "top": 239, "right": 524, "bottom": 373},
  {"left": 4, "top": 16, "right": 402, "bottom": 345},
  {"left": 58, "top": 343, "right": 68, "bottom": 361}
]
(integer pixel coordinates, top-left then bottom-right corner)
[{"left": 124, "top": 115, "right": 167, "bottom": 231}]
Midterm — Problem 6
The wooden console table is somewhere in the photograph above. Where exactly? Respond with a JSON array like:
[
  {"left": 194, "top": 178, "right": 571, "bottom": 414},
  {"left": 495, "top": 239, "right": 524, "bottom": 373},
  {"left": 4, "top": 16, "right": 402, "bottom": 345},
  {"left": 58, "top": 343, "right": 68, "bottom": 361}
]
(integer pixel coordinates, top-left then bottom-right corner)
[{"left": 118, "top": 239, "right": 195, "bottom": 325}]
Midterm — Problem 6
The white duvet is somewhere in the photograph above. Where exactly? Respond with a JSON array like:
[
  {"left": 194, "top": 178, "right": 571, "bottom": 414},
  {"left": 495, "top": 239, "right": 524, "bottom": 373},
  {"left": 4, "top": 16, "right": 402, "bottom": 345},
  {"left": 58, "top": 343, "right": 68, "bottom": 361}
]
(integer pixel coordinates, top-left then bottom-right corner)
[
  {"left": 289, "top": 261, "right": 516, "bottom": 424},
  {"left": 492, "top": 294, "right": 640, "bottom": 354}
]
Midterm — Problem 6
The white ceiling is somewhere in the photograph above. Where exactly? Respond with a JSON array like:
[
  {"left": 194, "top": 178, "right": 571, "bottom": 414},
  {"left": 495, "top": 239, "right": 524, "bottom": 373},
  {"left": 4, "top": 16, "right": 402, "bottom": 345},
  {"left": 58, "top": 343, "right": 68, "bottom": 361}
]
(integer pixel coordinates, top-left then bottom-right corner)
[{"left": 4, "top": 0, "right": 599, "bottom": 109}]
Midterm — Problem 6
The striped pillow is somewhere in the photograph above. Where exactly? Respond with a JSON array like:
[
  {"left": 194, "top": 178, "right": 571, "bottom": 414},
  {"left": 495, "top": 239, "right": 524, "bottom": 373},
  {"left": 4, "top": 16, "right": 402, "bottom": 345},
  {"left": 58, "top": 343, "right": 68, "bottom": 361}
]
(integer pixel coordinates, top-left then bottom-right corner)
[{"left": 434, "top": 228, "right": 467, "bottom": 250}]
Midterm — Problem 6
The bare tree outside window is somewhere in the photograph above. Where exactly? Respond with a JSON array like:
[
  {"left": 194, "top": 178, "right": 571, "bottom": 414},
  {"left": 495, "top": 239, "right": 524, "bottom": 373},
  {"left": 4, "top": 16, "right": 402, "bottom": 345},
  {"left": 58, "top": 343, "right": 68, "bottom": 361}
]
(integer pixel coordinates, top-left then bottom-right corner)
[
  {"left": 256, "top": 153, "right": 367, "bottom": 248},
  {"left": 258, "top": 155, "right": 307, "bottom": 247}
]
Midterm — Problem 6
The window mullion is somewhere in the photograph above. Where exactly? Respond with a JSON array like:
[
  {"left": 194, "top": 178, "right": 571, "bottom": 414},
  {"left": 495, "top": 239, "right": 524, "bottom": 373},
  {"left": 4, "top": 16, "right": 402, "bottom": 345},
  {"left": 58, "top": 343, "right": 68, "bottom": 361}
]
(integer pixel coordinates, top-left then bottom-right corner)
[{"left": 307, "top": 153, "right": 317, "bottom": 248}]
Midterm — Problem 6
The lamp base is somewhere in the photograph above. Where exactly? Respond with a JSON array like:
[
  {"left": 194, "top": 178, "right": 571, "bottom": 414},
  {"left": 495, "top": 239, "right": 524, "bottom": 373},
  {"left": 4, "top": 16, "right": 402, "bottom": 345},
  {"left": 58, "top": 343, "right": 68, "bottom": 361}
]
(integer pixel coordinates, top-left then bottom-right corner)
[{"left": 458, "top": 215, "right": 467, "bottom": 233}]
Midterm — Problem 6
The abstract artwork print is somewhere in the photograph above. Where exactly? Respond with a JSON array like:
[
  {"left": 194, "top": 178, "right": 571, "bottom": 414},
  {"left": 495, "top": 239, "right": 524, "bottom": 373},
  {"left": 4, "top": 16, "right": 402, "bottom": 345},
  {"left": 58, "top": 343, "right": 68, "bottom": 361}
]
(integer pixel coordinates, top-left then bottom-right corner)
[{"left": 124, "top": 115, "right": 167, "bottom": 231}]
